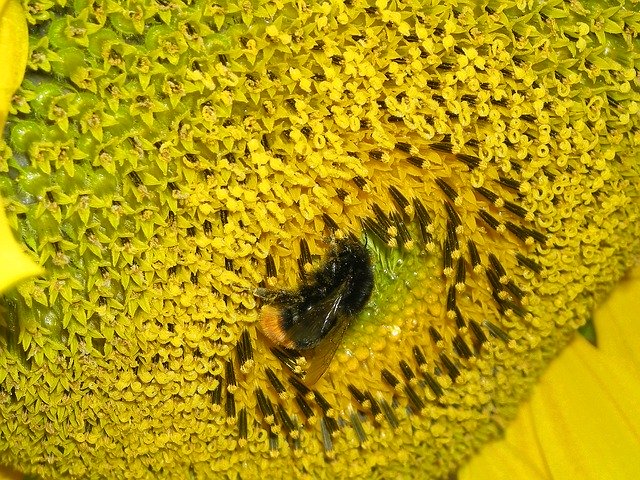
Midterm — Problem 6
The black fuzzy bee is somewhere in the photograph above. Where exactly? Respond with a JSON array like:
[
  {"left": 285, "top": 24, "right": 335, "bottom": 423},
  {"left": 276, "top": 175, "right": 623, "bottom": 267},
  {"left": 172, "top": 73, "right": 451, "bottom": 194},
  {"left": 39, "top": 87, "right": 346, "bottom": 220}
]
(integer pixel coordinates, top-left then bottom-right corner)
[{"left": 257, "top": 237, "right": 374, "bottom": 384}]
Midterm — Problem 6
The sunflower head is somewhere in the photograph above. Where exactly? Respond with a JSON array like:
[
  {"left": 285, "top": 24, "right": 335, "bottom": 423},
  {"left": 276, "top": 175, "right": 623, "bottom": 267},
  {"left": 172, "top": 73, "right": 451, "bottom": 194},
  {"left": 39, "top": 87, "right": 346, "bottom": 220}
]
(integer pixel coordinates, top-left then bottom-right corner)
[{"left": 1, "top": 0, "right": 639, "bottom": 478}]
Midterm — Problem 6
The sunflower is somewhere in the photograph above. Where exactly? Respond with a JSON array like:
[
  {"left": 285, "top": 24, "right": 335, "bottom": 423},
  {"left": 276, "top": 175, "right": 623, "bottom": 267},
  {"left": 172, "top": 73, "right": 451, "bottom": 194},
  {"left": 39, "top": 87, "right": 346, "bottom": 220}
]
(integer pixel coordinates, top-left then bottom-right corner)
[{"left": 1, "top": 0, "right": 639, "bottom": 478}]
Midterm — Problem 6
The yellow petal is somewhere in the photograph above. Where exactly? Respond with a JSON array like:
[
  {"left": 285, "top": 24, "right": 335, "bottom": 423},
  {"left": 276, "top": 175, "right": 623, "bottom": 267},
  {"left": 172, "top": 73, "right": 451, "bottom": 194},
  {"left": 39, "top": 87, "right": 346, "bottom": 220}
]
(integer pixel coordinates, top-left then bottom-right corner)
[
  {"left": 459, "top": 389, "right": 551, "bottom": 480},
  {"left": 0, "top": 0, "right": 28, "bottom": 129},
  {"left": 461, "top": 267, "right": 640, "bottom": 480},
  {"left": 0, "top": 200, "right": 43, "bottom": 292},
  {"left": 459, "top": 402, "right": 551, "bottom": 480},
  {"left": 592, "top": 265, "right": 640, "bottom": 378},
  {"left": 0, "top": 0, "right": 38, "bottom": 295},
  {"left": 0, "top": 466, "right": 21, "bottom": 480},
  {"left": 528, "top": 338, "right": 640, "bottom": 479}
]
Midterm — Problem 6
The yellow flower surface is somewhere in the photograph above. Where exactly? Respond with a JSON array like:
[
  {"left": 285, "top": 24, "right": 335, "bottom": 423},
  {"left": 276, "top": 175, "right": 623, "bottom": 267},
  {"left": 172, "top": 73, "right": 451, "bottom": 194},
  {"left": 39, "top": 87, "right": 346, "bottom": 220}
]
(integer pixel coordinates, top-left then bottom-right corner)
[
  {"left": 1, "top": 0, "right": 639, "bottom": 478},
  {"left": 0, "top": 0, "right": 41, "bottom": 293},
  {"left": 461, "top": 265, "right": 640, "bottom": 480},
  {"left": 0, "top": 466, "right": 20, "bottom": 480},
  {"left": 0, "top": 0, "right": 28, "bottom": 128},
  {"left": 0, "top": 200, "right": 42, "bottom": 293}
]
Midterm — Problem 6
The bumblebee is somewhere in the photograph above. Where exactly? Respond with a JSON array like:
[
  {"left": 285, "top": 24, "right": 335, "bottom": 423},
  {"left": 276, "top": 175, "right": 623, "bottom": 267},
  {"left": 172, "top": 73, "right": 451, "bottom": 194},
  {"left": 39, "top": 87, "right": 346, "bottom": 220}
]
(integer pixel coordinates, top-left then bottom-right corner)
[{"left": 258, "top": 237, "right": 374, "bottom": 384}]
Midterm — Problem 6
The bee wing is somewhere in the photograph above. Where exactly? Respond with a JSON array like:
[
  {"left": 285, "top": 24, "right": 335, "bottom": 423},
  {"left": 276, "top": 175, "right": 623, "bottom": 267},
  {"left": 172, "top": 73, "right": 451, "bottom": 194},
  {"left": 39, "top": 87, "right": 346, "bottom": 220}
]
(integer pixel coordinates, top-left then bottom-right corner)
[
  {"left": 283, "top": 286, "right": 345, "bottom": 350},
  {"left": 299, "top": 313, "right": 351, "bottom": 385}
]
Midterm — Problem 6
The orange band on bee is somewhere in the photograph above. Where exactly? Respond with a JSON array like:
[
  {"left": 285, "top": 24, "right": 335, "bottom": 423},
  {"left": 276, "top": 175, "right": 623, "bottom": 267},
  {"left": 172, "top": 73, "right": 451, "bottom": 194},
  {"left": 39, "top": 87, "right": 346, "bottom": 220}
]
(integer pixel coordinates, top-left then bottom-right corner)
[{"left": 259, "top": 305, "right": 296, "bottom": 349}]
